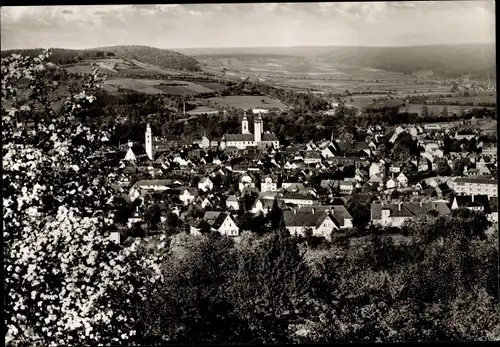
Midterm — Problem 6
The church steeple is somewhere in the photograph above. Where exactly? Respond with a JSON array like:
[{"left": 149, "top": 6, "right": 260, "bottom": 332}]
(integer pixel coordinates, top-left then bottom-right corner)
[
  {"left": 242, "top": 111, "right": 250, "bottom": 134},
  {"left": 254, "top": 113, "right": 262, "bottom": 143},
  {"left": 145, "top": 123, "right": 153, "bottom": 161}
]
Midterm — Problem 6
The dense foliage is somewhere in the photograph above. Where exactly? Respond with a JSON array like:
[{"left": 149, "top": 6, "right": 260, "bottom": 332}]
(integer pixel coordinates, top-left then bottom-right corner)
[
  {"left": 0, "top": 48, "right": 115, "bottom": 65},
  {"left": 2, "top": 50, "right": 167, "bottom": 346}
]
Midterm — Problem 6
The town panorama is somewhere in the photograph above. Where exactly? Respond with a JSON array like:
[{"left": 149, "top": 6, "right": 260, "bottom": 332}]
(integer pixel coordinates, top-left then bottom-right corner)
[{"left": 2, "top": 2, "right": 499, "bottom": 345}]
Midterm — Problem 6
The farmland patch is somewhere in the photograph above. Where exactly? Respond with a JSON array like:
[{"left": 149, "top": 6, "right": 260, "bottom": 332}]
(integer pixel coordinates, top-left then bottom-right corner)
[{"left": 207, "top": 95, "right": 288, "bottom": 109}]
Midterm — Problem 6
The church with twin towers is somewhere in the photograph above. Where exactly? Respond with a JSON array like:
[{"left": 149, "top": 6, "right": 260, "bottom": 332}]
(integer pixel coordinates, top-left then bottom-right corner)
[
  {"left": 141, "top": 110, "right": 280, "bottom": 161},
  {"left": 220, "top": 111, "right": 279, "bottom": 149}
]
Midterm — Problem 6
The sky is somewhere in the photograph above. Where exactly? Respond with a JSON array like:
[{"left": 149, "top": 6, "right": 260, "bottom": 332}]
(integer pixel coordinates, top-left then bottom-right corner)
[{"left": 0, "top": 2, "right": 496, "bottom": 50}]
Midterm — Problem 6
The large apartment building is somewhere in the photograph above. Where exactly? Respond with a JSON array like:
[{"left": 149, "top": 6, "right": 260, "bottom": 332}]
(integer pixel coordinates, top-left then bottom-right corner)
[{"left": 449, "top": 177, "right": 498, "bottom": 197}]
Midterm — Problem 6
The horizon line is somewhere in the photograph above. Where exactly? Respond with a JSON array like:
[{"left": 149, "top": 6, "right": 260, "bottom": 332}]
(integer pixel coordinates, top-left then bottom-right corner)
[{"left": 1, "top": 42, "right": 495, "bottom": 51}]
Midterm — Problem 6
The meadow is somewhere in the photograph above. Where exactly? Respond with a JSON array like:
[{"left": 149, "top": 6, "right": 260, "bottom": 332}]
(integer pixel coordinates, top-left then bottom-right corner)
[
  {"left": 207, "top": 95, "right": 288, "bottom": 109},
  {"left": 402, "top": 104, "right": 496, "bottom": 116},
  {"left": 424, "top": 95, "right": 496, "bottom": 105},
  {"left": 102, "top": 78, "right": 225, "bottom": 95}
]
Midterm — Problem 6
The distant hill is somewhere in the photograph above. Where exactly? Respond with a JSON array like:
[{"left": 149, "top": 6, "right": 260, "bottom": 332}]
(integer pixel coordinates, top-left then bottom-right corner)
[
  {"left": 313, "top": 44, "right": 495, "bottom": 80},
  {"left": 97, "top": 45, "right": 201, "bottom": 72},
  {"left": 1, "top": 45, "right": 201, "bottom": 72},
  {"left": 176, "top": 44, "right": 495, "bottom": 80}
]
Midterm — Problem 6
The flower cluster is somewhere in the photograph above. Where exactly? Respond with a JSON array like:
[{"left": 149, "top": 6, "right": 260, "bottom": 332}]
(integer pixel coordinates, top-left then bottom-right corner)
[{"left": 2, "top": 50, "right": 167, "bottom": 345}]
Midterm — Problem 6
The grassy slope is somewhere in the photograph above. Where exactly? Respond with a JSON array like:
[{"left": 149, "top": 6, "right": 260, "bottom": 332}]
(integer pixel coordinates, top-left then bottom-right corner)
[
  {"left": 97, "top": 45, "right": 201, "bottom": 72},
  {"left": 2, "top": 46, "right": 202, "bottom": 72}
]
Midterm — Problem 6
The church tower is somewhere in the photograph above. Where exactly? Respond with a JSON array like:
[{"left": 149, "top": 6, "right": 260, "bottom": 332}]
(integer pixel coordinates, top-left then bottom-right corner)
[
  {"left": 242, "top": 111, "right": 250, "bottom": 134},
  {"left": 145, "top": 123, "right": 153, "bottom": 161},
  {"left": 254, "top": 114, "right": 262, "bottom": 143}
]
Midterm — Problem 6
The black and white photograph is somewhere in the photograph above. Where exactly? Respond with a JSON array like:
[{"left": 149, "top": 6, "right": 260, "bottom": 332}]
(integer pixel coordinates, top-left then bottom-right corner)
[{"left": 2, "top": 1, "right": 498, "bottom": 345}]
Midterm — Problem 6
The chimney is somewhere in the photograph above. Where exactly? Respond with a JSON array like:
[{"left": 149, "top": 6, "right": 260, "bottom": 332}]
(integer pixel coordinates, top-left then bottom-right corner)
[
  {"left": 471, "top": 195, "right": 474, "bottom": 202},
  {"left": 293, "top": 208, "right": 297, "bottom": 215},
  {"left": 311, "top": 207, "right": 315, "bottom": 215},
  {"left": 398, "top": 202, "right": 402, "bottom": 211},
  {"left": 419, "top": 201, "right": 423, "bottom": 207}
]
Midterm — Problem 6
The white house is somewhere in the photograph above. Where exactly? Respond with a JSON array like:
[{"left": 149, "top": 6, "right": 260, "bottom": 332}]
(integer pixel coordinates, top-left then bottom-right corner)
[
  {"left": 124, "top": 144, "right": 136, "bottom": 162},
  {"left": 282, "top": 205, "right": 353, "bottom": 240},
  {"left": 239, "top": 172, "right": 256, "bottom": 192},
  {"left": 198, "top": 177, "right": 214, "bottom": 192},
  {"left": 281, "top": 192, "right": 317, "bottom": 206},
  {"left": 203, "top": 211, "right": 240, "bottom": 236},
  {"left": 261, "top": 175, "right": 278, "bottom": 192},
  {"left": 179, "top": 188, "right": 197, "bottom": 205},
  {"left": 396, "top": 172, "right": 409, "bottom": 188},
  {"left": 339, "top": 180, "right": 355, "bottom": 195},
  {"left": 386, "top": 178, "right": 397, "bottom": 190},
  {"left": 369, "top": 162, "right": 383, "bottom": 178}
]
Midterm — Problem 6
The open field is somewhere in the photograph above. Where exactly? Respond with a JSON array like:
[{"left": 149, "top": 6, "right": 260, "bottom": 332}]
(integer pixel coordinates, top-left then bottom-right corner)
[
  {"left": 207, "top": 95, "right": 288, "bottom": 109},
  {"left": 103, "top": 78, "right": 224, "bottom": 95},
  {"left": 424, "top": 95, "right": 496, "bottom": 105},
  {"left": 197, "top": 55, "right": 457, "bottom": 95},
  {"left": 402, "top": 104, "right": 496, "bottom": 116}
]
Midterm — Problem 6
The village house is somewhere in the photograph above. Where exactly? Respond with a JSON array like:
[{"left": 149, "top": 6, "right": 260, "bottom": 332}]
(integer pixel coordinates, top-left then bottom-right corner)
[
  {"left": 418, "top": 158, "right": 430, "bottom": 172},
  {"left": 369, "top": 162, "right": 384, "bottom": 178},
  {"left": 226, "top": 194, "right": 239, "bottom": 211},
  {"left": 203, "top": 211, "right": 240, "bottom": 236},
  {"left": 198, "top": 176, "right": 214, "bottom": 192},
  {"left": 260, "top": 174, "right": 278, "bottom": 192},
  {"left": 178, "top": 187, "right": 198, "bottom": 205},
  {"left": 451, "top": 195, "right": 491, "bottom": 213},
  {"left": 128, "top": 179, "right": 174, "bottom": 201},
  {"left": 339, "top": 180, "right": 355, "bottom": 195},
  {"left": 282, "top": 209, "right": 336, "bottom": 239},
  {"left": 371, "top": 201, "right": 451, "bottom": 227},
  {"left": 238, "top": 172, "right": 257, "bottom": 192},
  {"left": 396, "top": 172, "right": 409, "bottom": 188},
  {"left": 251, "top": 198, "right": 286, "bottom": 215},
  {"left": 303, "top": 151, "right": 323, "bottom": 165},
  {"left": 482, "top": 142, "right": 497, "bottom": 159},
  {"left": 281, "top": 191, "right": 317, "bottom": 206}
]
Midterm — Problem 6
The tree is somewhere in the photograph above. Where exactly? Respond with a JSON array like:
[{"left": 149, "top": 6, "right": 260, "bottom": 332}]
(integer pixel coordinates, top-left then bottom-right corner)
[
  {"left": 391, "top": 143, "right": 411, "bottom": 162},
  {"left": 441, "top": 106, "right": 449, "bottom": 118},
  {"left": 421, "top": 105, "right": 429, "bottom": 118},
  {"left": 451, "top": 159, "right": 466, "bottom": 176},
  {"left": 3, "top": 50, "right": 166, "bottom": 346},
  {"left": 346, "top": 198, "right": 371, "bottom": 234},
  {"left": 435, "top": 158, "right": 451, "bottom": 176}
]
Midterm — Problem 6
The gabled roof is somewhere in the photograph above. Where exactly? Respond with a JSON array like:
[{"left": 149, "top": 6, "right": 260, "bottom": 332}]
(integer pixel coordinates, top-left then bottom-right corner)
[
  {"left": 304, "top": 151, "right": 322, "bottom": 159},
  {"left": 224, "top": 134, "right": 255, "bottom": 142},
  {"left": 353, "top": 141, "right": 370, "bottom": 151},
  {"left": 371, "top": 201, "right": 451, "bottom": 220},
  {"left": 454, "top": 195, "right": 491, "bottom": 213},
  {"left": 283, "top": 210, "right": 329, "bottom": 228},
  {"left": 203, "top": 211, "right": 235, "bottom": 230},
  {"left": 298, "top": 205, "right": 352, "bottom": 227},
  {"left": 282, "top": 191, "right": 317, "bottom": 201},
  {"left": 262, "top": 133, "right": 279, "bottom": 141},
  {"left": 454, "top": 177, "right": 497, "bottom": 185},
  {"left": 133, "top": 179, "right": 174, "bottom": 188}
]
